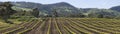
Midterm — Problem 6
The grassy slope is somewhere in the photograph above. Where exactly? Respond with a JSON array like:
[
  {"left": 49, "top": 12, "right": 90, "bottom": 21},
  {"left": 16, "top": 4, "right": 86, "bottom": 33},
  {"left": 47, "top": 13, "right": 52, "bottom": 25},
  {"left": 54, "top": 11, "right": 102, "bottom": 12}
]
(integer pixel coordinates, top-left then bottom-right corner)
[{"left": 0, "top": 19, "right": 22, "bottom": 30}]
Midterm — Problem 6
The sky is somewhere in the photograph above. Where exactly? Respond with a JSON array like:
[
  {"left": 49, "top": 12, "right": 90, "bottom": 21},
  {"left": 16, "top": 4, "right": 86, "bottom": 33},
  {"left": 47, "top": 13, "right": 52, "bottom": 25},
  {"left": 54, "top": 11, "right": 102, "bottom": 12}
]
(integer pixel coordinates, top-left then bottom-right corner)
[{"left": 0, "top": 0, "right": 120, "bottom": 9}]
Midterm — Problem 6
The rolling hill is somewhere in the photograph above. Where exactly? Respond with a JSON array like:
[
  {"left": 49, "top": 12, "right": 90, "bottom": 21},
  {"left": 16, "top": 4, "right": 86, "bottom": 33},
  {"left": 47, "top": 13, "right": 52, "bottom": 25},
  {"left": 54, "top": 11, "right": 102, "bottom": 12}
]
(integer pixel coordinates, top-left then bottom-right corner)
[{"left": 0, "top": 2, "right": 120, "bottom": 18}]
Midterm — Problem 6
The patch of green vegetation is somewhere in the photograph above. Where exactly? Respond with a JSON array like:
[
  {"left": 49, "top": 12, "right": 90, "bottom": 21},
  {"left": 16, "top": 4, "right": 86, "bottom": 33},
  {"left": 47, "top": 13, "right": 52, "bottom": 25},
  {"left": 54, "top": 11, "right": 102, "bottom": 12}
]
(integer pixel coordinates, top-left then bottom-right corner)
[{"left": 12, "top": 6, "right": 32, "bottom": 11}]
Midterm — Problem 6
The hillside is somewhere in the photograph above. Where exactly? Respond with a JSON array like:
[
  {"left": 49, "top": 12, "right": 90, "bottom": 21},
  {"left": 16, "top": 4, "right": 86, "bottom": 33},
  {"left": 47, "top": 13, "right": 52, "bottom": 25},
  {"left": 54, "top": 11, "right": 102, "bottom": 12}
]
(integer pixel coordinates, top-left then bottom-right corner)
[
  {"left": 110, "top": 6, "right": 120, "bottom": 12},
  {"left": 10, "top": 2, "right": 81, "bottom": 17},
  {"left": 0, "top": 2, "right": 120, "bottom": 18}
]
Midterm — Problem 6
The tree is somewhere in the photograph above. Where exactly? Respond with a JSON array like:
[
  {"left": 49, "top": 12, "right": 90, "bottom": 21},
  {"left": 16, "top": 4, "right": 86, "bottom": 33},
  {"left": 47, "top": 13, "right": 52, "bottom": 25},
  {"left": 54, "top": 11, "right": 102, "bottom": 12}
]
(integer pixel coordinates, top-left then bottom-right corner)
[
  {"left": 32, "top": 8, "right": 39, "bottom": 18},
  {"left": 0, "top": 2, "right": 16, "bottom": 24},
  {"left": 97, "top": 14, "right": 103, "bottom": 18},
  {"left": 51, "top": 8, "right": 58, "bottom": 17}
]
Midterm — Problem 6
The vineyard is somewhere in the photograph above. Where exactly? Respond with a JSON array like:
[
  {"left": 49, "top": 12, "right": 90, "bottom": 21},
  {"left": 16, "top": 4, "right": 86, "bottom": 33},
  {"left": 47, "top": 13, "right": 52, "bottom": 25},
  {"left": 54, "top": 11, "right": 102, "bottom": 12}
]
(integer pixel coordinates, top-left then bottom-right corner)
[{"left": 0, "top": 18, "right": 120, "bottom": 34}]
